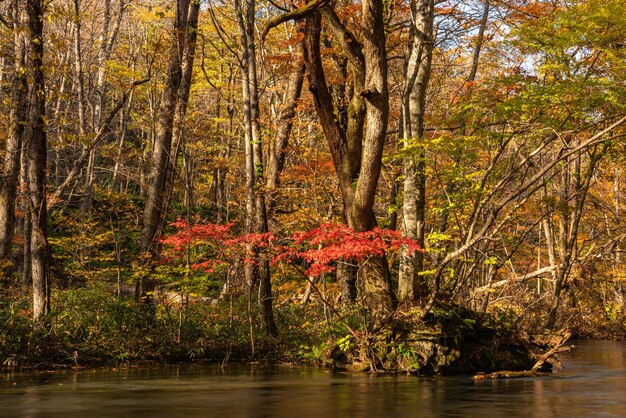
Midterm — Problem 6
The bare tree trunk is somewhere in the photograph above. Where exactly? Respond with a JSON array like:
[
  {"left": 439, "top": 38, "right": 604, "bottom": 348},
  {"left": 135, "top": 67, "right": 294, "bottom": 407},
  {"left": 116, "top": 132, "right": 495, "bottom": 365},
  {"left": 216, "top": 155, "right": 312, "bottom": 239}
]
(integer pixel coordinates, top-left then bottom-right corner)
[
  {"left": 140, "top": 0, "right": 188, "bottom": 256},
  {"left": 93, "top": 0, "right": 125, "bottom": 127},
  {"left": 353, "top": 0, "right": 395, "bottom": 327},
  {"left": 336, "top": 262, "right": 357, "bottom": 307},
  {"left": 236, "top": 0, "right": 278, "bottom": 337},
  {"left": 138, "top": 0, "right": 190, "bottom": 300},
  {"left": 266, "top": 56, "right": 305, "bottom": 210},
  {"left": 26, "top": 0, "right": 50, "bottom": 320},
  {"left": 164, "top": 0, "right": 200, "bottom": 214},
  {"left": 547, "top": 147, "right": 602, "bottom": 329},
  {"left": 398, "top": 0, "right": 434, "bottom": 301},
  {"left": 613, "top": 169, "right": 626, "bottom": 317},
  {"left": 111, "top": 89, "right": 134, "bottom": 191},
  {"left": 388, "top": 172, "right": 399, "bottom": 231},
  {"left": 300, "top": 2, "right": 395, "bottom": 328},
  {"left": 81, "top": 0, "right": 125, "bottom": 212},
  {"left": 542, "top": 181, "right": 558, "bottom": 284},
  {"left": 20, "top": 144, "right": 32, "bottom": 286},
  {"left": 0, "top": 1, "right": 27, "bottom": 265},
  {"left": 70, "top": 0, "right": 90, "bottom": 213},
  {"left": 72, "top": 0, "right": 87, "bottom": 139}
]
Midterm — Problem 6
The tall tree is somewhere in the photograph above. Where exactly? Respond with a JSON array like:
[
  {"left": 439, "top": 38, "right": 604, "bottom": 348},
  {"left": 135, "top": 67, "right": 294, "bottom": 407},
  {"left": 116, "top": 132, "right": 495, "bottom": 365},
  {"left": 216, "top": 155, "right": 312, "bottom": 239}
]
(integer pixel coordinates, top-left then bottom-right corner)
[
  {"left": 265, "top": 0, "right": 396, "bottom": 327},
  {"left": 266, "top": 54, "right": 306, "bottom": 206},
  {"left": 165, "top": 0, "right": 200, "bottom": 207},
  {"left": 398, "top": 0, "right": 435, "bottom": 301},
  {"left": 235, "top": 0, "right": 278, "bottom": 337},
  {"left": 0, "top": 0, "right": 28, "bottom": 267},
  {"left": 81, "top": 0, "right": 126, "bottom": 212},
  {"left": 138, "top": 0, "right": 198, "bottom": 299},
  {"left": 25, "top": 0, "right": 50, "bottom": 320}
]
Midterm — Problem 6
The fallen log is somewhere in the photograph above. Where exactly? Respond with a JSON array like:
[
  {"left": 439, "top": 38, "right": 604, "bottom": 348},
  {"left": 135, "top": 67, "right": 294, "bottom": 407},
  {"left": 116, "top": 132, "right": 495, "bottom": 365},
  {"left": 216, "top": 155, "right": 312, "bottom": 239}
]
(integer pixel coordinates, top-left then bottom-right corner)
[
  {"left": 472, "top": 331, "right": 574, "bottom": 379},
  {"left": 473, "top": 370, "right": 550, "bottom": 380}
]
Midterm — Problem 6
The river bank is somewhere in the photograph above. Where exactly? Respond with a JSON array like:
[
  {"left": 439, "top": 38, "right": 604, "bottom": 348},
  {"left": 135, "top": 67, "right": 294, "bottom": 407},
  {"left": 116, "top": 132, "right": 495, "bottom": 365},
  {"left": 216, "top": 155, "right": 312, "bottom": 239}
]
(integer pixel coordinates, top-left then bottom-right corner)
[{"left": 1, "top": 284, "right": 623, "bottom": 373}]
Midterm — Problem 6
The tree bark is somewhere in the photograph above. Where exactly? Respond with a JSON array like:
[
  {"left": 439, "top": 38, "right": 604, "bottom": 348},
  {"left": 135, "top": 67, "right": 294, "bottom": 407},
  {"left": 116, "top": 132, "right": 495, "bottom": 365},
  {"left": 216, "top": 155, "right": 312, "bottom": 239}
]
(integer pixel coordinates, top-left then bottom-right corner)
[
  {"left": 398, "top": 0, "right": 434, "bottom": 301},
  {"left": 547, "top": 147, "right": 601, "bottom": 329},
  {"left": 138, "top": 0, "right": 192, "bottom": 300},
  {"left": 25, "top": 0, "right": 50, "bottom": 320},
  {"left": 301, "top": 2, "right": 395, "bottom": 328},
  {"left": 164, "top": 0, "right": 200, "bottom": 210},
  {"left": 0, "top": 1, "right": 28, "bottom": 265},
  {"left": 111, "top": 89, "right": 134, "bottom": 191},
  {"left": 236, "top": 0, "right": 278, "bottom": 337},
  {"left": 140, "top": 0, "right": 189, "bottom": 256},
  {"left": 20, "top": 144, "right": 32, "bottom": 286},
  {"left": 266, "top": 55, "right": 305, "bottom": 206}
]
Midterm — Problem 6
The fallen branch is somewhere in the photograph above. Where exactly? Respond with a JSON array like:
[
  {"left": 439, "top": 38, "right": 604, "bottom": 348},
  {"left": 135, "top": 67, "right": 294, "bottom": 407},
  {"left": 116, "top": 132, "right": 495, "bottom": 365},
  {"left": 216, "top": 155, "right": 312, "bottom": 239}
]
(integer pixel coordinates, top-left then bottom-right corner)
[
  {"left": 473, "top": 370, "right": 550, "bottom": 380},
  {"left": 531, "top": 332, "right": 574, "bottom": 372},
  {"left": 472, "top": 331, "right": 574, "bottom": 379},
  {"left": 473, "top": 265, "right": 560, "bottom": 293}
]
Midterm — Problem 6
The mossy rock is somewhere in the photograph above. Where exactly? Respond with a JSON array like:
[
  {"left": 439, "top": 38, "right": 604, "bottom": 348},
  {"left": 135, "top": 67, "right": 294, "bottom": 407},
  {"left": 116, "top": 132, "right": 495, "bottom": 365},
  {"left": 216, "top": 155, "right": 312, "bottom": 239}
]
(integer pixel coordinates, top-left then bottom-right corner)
[{"left": 339, "top": 303, "right": 537, "bottom": 374}]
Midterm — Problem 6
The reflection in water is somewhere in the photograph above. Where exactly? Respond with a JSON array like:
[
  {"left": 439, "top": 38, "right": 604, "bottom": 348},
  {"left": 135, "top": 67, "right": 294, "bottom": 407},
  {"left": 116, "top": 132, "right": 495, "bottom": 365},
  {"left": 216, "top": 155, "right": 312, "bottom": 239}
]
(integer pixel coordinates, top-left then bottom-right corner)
[{"left": 1, "top": 341, "right": 626, "bottom": 417}]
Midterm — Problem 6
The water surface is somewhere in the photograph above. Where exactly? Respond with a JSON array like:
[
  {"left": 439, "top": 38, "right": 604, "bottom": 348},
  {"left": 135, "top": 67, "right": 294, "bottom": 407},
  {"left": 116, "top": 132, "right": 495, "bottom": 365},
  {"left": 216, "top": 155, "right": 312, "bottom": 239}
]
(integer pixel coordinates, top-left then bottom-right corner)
[{"left": 2, "top": 340, "right": 625, "bottom": 417}]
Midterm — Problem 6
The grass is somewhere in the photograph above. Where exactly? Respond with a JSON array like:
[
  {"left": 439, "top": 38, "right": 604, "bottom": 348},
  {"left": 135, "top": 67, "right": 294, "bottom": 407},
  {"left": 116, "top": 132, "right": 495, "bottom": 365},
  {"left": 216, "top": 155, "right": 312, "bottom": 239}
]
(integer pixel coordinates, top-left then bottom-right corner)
[{"left": 0, "top": 284, "right": 340, "bottom": 370}]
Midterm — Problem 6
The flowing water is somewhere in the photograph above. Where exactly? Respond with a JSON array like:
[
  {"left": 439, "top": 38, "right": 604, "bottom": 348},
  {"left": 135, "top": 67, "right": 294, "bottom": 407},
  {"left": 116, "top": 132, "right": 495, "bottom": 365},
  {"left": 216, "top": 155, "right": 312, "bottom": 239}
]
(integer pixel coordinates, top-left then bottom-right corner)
[{"left": 1, "top": 340, "right": 625, "bottom": 417}]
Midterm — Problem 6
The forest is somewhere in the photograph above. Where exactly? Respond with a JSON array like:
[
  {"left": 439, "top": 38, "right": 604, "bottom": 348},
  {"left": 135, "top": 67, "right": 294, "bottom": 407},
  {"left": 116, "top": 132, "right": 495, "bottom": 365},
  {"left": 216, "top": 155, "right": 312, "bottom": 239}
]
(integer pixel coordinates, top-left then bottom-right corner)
[{"left": 0, "top": 0, "right": 625, "bottom": 373}]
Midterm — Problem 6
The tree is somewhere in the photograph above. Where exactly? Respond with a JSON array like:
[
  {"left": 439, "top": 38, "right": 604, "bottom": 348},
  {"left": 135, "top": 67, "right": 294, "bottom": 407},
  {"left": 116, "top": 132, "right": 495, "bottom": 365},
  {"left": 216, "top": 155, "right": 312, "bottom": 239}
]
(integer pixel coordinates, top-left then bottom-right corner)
[
  {"left": 265, "top": 0, "right": 396, "bottom": 327},
  {"left": 138, "top": 0, "right": 199, "bottom": 299},
  {"left": 0, "top": 0, "right": 28, "bottom": 268},
  {"left": 235, "top": 0, "right": 278, "bottom": 337},
  {"left": 398, "top": 0, "right": 434, "bottom": 301},
  {"left": 25, "top": 0, "right": 49, "bottom": 320}
]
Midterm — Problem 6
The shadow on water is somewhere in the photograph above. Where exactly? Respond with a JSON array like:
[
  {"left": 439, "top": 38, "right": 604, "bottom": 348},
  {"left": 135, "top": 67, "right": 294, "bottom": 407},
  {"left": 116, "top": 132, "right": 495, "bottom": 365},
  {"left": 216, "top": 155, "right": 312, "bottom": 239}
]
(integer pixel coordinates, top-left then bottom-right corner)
[{"left": 2, "top": 341, "right": 626, "bottom": 417}]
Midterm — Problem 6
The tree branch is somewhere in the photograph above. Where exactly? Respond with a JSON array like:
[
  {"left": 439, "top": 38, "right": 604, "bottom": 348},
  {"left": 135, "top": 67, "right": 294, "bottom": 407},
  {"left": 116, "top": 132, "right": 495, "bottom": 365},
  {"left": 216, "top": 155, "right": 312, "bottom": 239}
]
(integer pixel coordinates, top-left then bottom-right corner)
[
  {"left": 262, "top": 0, "right": 331, "bottom": 40},
  {"left": 49, "top": 79, "right": 150, "bottom": 207}
]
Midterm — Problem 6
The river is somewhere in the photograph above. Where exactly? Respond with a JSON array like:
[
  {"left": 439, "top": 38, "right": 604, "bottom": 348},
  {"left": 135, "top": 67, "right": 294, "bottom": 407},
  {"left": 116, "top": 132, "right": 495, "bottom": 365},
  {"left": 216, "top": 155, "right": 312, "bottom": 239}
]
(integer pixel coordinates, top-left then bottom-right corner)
[{"left": 1, "top": 340, "right": 625, "bottom": 417}]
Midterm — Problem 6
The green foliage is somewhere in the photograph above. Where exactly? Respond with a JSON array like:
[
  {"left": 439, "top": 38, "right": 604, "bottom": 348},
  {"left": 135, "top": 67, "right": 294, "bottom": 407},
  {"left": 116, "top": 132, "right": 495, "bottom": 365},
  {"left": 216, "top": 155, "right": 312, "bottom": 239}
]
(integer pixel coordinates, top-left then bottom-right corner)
[
  {"left": 49, "top": 190, "right": 140, "bottom": 286},
  {"left": 0, "top": 284, "right": 343, "bottom": 370},
  {"left": 337, "top": 334, "right": 352, "bottom": 352},
  {"left": 504, "top": 0, "right": 626, "bottom": 126},
  {"left": 392, "top": 342, "right": 421, "bottom": 373},
  {"left": 295, "top": 342, "right": 330, "bottom": 365}
]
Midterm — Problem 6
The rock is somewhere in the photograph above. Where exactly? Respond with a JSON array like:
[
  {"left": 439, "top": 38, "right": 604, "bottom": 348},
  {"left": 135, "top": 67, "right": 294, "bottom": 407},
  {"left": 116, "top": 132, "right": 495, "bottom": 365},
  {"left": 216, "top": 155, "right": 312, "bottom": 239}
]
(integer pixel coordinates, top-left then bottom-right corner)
[{"left": 326, "top": 303, "right": 564, "bottom": 375}]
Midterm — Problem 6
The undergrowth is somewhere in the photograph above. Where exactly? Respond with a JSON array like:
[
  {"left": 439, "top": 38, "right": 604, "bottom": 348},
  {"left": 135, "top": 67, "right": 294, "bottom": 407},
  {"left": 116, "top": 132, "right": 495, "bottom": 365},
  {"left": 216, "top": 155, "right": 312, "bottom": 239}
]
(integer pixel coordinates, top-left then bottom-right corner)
[{"left": 0, "top": 284, "right": 342, "bottom": 370}]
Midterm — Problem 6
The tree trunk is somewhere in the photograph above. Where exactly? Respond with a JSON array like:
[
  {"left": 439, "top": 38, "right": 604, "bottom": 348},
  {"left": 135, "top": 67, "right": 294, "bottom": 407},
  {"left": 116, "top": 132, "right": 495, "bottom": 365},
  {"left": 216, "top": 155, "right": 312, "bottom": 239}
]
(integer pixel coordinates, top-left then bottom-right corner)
[
  {"left": 301, "top": 2, "right": 395, "bottom": 328},
  {"left": 547, "top": 147, "right": 601, "bottom": 329},
  {"left": 81, "top": 0, "right": 125, "bottom": 212},
  {"left": 138, "top": 0, "right": 193, "bottom": 300},
  {"left": 398, "top": 0, "right": 433, "bottom": 302},
  {"left": 20, "top": 144, "right": 32, "bottom": 286},
  {"left": 266, "top": 55, "right": 305, "bottom": 211},
  {"left": 26, "top": 0, "right": 50, "bottom": 320},
  {"left": 111, "top": 89, "right": 134, "bottom": 191},
  {"left": 164, "top": 0, "right": 200, "bottom": 209},
  {"left": 140, "top": 1, "right": 189, "bottom": 253},
  {"left": 72, "top": 0, "right": 87, "bottom": 139},
  {"left": 337, "top": 262, "right": 357, "bottom": 307},
  {"left": 236, "top": 0, "right": 278, "bottom": 337},
  {"left": 0, "top": 2, "right": 28, "bottom": 265}
]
